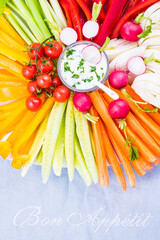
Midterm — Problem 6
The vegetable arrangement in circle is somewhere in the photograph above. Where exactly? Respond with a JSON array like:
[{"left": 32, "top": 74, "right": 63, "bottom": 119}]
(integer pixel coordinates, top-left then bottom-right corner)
[{"left": 0, "top": 0, "right": 160, "bottom": 190}]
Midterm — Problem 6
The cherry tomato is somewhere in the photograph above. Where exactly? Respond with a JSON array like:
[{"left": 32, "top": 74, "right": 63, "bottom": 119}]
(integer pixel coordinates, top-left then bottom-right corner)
[
  {"left": 52, "top": 75, "right": 62, "bottom": 87},
  {"left": 22, "top": 64, "right": 37, "bottom": 79},
  {"left": 44, "top": 41, "right": 63, "bottom": 59},
  {"left": 27, "top": 81, "right": 41, "bottom": 94},
  {"left": 53, "top": 85, "right": 70, "bottom": 102},
  {"left": 28, "top": 43, "right": 44, "bottom": 60},
  {"left": 37, "top": 74, "right": 52, "bottom": 88},
  {"left": 37, "top": 57, "right": 53, "bottom": 74},
  {"left": 26, "top": 95, "right": 42, "bottom": 112}
]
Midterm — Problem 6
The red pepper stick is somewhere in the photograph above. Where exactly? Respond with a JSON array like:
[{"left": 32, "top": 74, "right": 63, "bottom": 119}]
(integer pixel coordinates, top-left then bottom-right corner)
[
  {"left": 67, "top": 0, "right": 83, "bottom": 40},
  {"left": 111, "top": 0, "right": 160, "bottom": 38},
  {"left": 95, "top": 0, "right": 128, "bottom": 46},
  {"left": 59, "top": 0, "right": 73, "bottom": 28},
  {"left": 75, "top": 0, "right": 92, "bottom": 20},
  {"left": 122, "top": 0, "right": 143, "bottom": 15}
]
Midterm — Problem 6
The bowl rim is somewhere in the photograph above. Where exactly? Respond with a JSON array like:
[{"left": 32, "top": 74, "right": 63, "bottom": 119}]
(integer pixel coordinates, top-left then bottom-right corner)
[{"left": 57, "top": 40, "right": 109, "bottom": 92}]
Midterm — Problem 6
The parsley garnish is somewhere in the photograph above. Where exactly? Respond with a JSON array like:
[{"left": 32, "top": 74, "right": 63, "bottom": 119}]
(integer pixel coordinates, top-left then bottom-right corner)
[
  {"left": 90, "top": 66, "right": 100, "bottom": 80},
  {"left": 72, "top": 84, "right": 76, "bottom": 88},
  {"left": 64, "top": 62, "right": 73, "bottom": 74},
  {"left": 77, "top": 59, "right": 85, "bottom": 73},
  {"left": 66, "top": 49, "right": 76, "bottom": 58},
  {"left": 72, "top": 74, "right": 80, "bottom": 79},
  {"left": 82, "top": 76, "right": 93, "bottom": 82}
]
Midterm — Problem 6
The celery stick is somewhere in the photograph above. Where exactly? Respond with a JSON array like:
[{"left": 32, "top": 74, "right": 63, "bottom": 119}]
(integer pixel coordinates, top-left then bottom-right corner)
[
  {"left": 21, "top": 113, "right": 50, "bottom": 177},
  {"left": 50, "top": 0, "right": 67, "bottom": 28},
  {"left": 88, "top": 121, "right": 95, "bottom": 156},
  {"left": 25, "top": 0, "right": 51, "bottom": 38},
  {"left": 12, "top": 0, "right": 44, "bottom": 42},
  {"left": 75, "top": 135, "right": 92, "bottom": 186},
  {"left": 46, "top": 1, "right": 63, "bottom": 29},
  {"left": 65, "top": 92, "right": 75, "bottom": 181},
  {"left": 36, "top": 147, "right": 43, "bottom": 165},
  {"left": 42, "top": 101, "right": 67, "bottom": 183},
  {"left": 5, "top": 13, "right": 32, "bottom": 44},
  {"left": 52, "top": 114, "right": 65, "bottom": 176},
  {"left": 74, "top": 108, "right": 98, "bottom": 183}
]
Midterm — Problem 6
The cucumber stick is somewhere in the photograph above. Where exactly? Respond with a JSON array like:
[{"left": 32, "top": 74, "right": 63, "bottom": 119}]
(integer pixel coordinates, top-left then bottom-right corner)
[
  {"left": 75, "top": 135, "right": 92, "bottom": 186},
  {"left": 74, "top": 108, "right": 98, "bottom": 183},
  {"left": 52, "top": 114, "right": 65, "bottom": 176},
  {"left": 65, "top": 93, "right": 75, "bottom": 181},
  {"left": 21, "top": 113, "right": 50, "bottom": 177},
  {"left": 36, "top": 147, "right": 43, "bottom": 165},
  {"left": 42, "top": 101, "right": 67, "bottom": 183}
]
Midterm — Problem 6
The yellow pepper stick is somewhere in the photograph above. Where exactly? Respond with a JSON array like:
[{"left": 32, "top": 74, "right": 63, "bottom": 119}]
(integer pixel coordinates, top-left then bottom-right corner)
[
  {"left": 0, "top": 69, "right": 28, "bottom": 83},
  {"left": 12, "top": 97, "right": 54, "bottom": 162},
  {"left": 0, "top": 110, "right": 36, "bottom": 159},
  {"left": 0, "top": 54, "right": 26, "bottom": 80},
  {"left": 0, "top": 97, "right": 26, "bottom": 111},
  {"left": 12, "top": 132, "right": 36, "bottom": 169},
  {"left": 0, "top": 15, "right": 26, "bottom": 46},
  {"left": 0, "top": 86, "right": 29, "bottom": 102},
  {"left": 0, "top": 42, "right": 30, "bottom": 65},
  {"left": 0, "top": 81, "right": 27, "bottom": 87},
  {"left": 0, "top": 29, "right": 26, "bottom": 52}
]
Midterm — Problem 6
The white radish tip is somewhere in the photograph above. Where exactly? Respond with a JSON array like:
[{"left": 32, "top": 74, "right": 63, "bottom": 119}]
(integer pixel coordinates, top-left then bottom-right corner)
[
  {"left": 60, "top": 27, "right": 78, "bottom": 46},
  {"left": 82, "top": 21, "right": 99, "bottom": 39},
  {"left": 81, "top": 44, "right": 102, "bottom": 65},
  {"left": 127, "top": 56, "right": 146, "bottom": 76}
]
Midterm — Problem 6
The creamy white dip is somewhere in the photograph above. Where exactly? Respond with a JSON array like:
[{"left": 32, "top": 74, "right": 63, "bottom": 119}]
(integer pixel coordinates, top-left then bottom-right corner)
[{"left": 60, "top": 44, "right": 107, "bottom": 90}]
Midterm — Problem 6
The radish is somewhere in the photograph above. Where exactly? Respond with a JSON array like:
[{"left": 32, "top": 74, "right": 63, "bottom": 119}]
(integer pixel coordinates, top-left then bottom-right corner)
[
  {"left": 108, "top": 99, "right": 130, "bottom": 119},
  {"left": 120, "top": 21, "right": 143, "bottom": 42},
  {"left": 109, "top": 70, "right": 128, "bottom": 89},
  {"left": 81, "top": 44, "right": 101, "bottom": 65},
  {"left": 60, "top": 27, "right": 78, "bottom": 45},
  {"left": 73, "top": 93, "right": 92, "bottom": 113},
  {"left": 73, "top": 92, "right": 98, "bottom": 123},
  {"left": 127, "top": 56, "right": 146, "bottom": 76},
  {"left": 82, "top": 21, "right": 99, "bottom": 39}
]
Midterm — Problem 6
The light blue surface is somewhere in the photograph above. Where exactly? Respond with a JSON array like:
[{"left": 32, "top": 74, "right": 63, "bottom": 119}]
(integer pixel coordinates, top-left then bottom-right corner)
[{"left": 0, "top": 157, "right": 160, "bottom": 240}]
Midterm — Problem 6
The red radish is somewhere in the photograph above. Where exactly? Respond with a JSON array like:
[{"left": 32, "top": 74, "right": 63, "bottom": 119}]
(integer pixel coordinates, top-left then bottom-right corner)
[
  {"left": 73, "top": 92, "right": 92, "bottom": 113},
  {"left": 81, "top": 44, "right": 101, "bottom": 64},
  {"left": 108, "top": 99, "right": 130, "bottom": 119},
  {"left": 120, "top": 21, "right": 143, "bottom": 42},
  {"left": 82, "top": 21, "right": 99, "bottom": 39},
  {"left": 109, "top": 70, "right": 128, "bottom": 89},
  {"left": 127, "top": 56, "right": 146, "bottom": 75},
  {"left": 60, "top": 27, "right": 78, "bottom": 45}
]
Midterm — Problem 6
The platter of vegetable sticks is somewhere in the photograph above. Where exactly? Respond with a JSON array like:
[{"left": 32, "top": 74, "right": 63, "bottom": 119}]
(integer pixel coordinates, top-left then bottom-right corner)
[{"left": 0, "top": 0, "right": 160, "bottom": 190}]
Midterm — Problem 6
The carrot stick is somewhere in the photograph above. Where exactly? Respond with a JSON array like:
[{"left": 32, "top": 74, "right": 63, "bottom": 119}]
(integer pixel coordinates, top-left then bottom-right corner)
[
  {"left": 106, "top": 86, "right": 160, "bottom": 139},
  {"left": 90, "top": 91, "right": 146, "bottom": 176},
  {"left": 90, "top": 106, "right": 109, "bottom": 186},
  {"left": 153, "top": 159, "right": 160, "bottom": 166},
  {"left": 99, "top": 120, "right": 126, "bottom": 190},
  {"left": 125, "top": 85, "right": 160, "bottom": 125},
  {"left": 139, "top": 158, "right": 153, "bottom": 171},
  {"left": 107, "top": 131, "right": 136, "bottom": 188},
  {"left": 126, "top": 112, "right": 160, "bottom": 158}
]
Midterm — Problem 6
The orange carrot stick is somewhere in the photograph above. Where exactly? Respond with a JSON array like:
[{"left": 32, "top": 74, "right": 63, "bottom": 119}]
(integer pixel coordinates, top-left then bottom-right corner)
[
  {"left": 125, "top": 84, "right": 160, "bottom": 125},
  {"left": 139, "top": 158, "right": 153, "bottom": 171},
  {"left": 90, "top": 106, "right": 109, "bottom": 186},
  {"left": 126, "top": 112, "right": 160, "bottom": 158},
  {"left": 99, "top": 120, "right": 126, "bottom": 190},
  {"left": 90, "top": 91, "right": 146, "bottom": 176},
  {"left": 107, "top": 131, "right": 136, "bottom": 188}
]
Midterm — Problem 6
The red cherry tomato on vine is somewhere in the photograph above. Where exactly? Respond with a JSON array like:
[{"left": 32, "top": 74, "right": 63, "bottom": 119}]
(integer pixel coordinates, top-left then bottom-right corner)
[
  {"left": 28, "top": 43, "right": 44, "bottom": 60},
  {"left": 27, "top": 81, "right": 41, "bottom": 94},
  {"left": 53, "top": 85, "right": 70, "bottom": 102},
  {"left": 22, "top": 64, "right": 37, "bottom": 79},
  {"left": 37, "top": 57, "right": 53, "bottom": 74},
  {"left": 37, "top": 74, "right": 52, "bottom": 88},
  {"left": 52, "top": 75, "right": 62, "bottom": 87},
  {"left": 26, "top": 95, "right": 42, "bottom": 112},
  {"left": 44, "top": 41, "right": 63, "bottom": 59}
]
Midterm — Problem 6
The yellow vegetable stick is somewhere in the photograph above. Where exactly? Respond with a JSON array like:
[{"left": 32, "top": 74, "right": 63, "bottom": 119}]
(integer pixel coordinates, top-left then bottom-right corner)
[
  {"left": 0, "top": 29, "right": 26, "bottom": 51},
  {"left": 0, "top": 42, "right": 30, "bottom": 64},
  {"left": 0, "top": 69, "right": 28, "bottom": 83},
  {"left": 0, "top": 86, "right": 29, "bottom": 102},
  {"left": 0, "top": 97, "right": 26, "bottom": 111},
  {"left": 0, "top": 54, "right": 26, "bottom": 80},
  {"left": 0, "top": 81, "right": 27, "bottom": 87},
  {"left": 0, "top": 15, "right": 26, "bottom": 46},
  {"left": 12, "top": 97, "right": 55, "bottom": 161}
]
